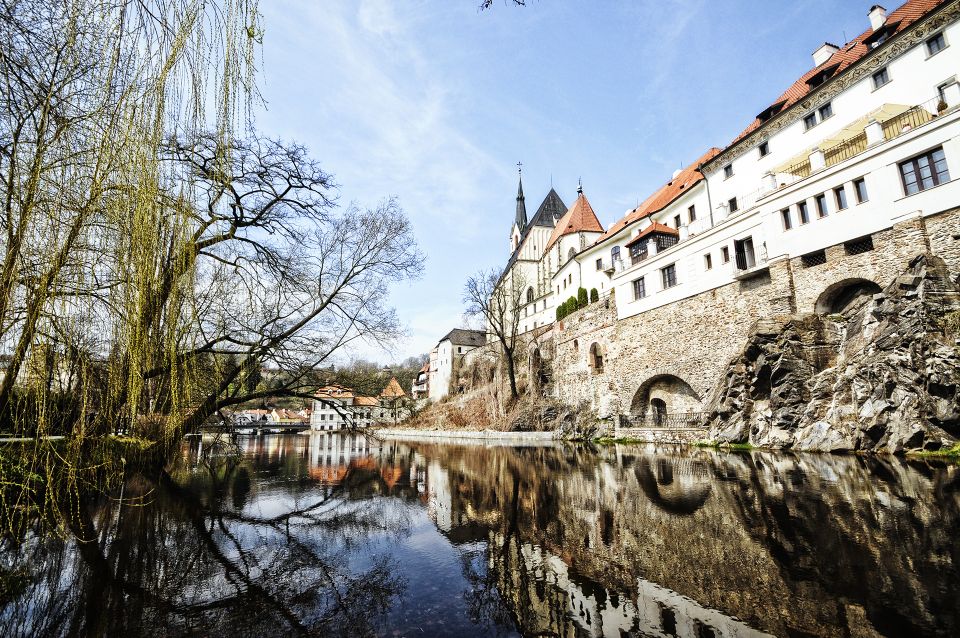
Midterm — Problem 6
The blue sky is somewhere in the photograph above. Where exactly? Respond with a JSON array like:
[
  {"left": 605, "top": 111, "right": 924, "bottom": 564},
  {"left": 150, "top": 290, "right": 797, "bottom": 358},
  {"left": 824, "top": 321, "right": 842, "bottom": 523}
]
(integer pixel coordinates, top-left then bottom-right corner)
[{"left": 255, "top": 0, "right": 875, "bottom": 362}]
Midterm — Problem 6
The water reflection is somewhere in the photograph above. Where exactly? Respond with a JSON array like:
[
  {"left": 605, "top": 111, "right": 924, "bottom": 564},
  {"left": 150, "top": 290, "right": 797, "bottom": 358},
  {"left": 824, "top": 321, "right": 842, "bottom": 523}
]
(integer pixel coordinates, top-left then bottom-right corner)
[{"left": 1, "top": 433, "right": 958, "bottom": 637}]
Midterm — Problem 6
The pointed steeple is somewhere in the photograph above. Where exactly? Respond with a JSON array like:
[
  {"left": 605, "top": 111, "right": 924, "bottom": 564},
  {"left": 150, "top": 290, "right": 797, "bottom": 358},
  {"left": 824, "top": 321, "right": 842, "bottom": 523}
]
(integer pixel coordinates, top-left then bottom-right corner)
[{"left": 515, "top": 162, "right": 527, "bottom": 229}]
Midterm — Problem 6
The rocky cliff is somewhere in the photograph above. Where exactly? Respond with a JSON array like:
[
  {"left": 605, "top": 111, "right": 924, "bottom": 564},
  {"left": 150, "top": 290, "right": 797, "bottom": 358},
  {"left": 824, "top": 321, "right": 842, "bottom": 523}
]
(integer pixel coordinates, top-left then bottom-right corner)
[{"left": 706, "top": 255, "right": 960, "bottom": 453}]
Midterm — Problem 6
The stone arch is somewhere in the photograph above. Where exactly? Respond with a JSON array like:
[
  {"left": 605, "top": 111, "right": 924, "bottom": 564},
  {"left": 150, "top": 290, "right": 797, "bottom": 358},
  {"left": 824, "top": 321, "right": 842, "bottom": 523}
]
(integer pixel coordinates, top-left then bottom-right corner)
[
  {"left": 526, "top": 286, "right": 534, "bottom": 304},
  {"left": 814, "top": 278, "right": 882, "bottom": 315},
  {"left": 588, "top": 342, "right": 604, "bottom": 373},
  {"left": 629, "top": 373, "right": 702, "bottom": 417}
]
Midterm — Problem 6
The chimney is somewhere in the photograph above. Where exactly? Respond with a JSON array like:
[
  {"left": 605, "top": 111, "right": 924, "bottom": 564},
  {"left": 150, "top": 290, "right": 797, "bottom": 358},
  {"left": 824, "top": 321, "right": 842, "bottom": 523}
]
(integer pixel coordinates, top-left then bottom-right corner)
[
  {"left": 869, "top": 5, "right": 887, "bottom": 31},
  {"left": 812, "top": 42, "right": 840, "bottom": 66},
  {"left": 671, "top": 169, "right": 683, "bottom": 180}
]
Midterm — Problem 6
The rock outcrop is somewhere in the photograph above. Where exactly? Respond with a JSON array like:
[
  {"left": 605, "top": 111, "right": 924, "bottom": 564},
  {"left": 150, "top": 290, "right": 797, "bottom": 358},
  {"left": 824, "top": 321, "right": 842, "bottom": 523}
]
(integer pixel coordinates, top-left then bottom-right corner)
[{"left": 706, "top": 255, "right": 960, "bottom": 453}]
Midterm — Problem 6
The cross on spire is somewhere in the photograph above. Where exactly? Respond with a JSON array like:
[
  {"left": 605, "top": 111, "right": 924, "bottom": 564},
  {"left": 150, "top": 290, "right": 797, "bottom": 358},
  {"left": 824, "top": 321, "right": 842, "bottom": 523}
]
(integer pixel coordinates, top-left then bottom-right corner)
[
  {"left": 577, "top": 177, "right": 583, "bottom": 195},
  {"left": 517, "top": 161, "right": 522, "bottom": 175}
]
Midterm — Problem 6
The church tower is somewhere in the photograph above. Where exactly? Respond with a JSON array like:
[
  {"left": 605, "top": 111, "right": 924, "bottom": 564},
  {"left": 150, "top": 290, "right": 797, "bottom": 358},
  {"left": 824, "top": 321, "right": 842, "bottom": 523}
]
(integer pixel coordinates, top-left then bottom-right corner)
[{"left": 510, "top": 164, "right": 526, "bottom": 252}]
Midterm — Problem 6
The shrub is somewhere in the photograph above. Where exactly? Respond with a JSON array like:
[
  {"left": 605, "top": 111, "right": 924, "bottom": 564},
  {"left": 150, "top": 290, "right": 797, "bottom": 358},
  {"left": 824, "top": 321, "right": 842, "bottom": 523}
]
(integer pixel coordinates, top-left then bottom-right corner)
[
  {"left": 556, "top": 305, "right": 563, "bottom": 321},
  {"left": 577, "top": 287, "right": 588, "bottom": 308},
  {"left": 567, "top": 295, "right": 578, "bottom": 312},
  {"left": 589, "top": 288, "right": 599, "bottom": 303}
]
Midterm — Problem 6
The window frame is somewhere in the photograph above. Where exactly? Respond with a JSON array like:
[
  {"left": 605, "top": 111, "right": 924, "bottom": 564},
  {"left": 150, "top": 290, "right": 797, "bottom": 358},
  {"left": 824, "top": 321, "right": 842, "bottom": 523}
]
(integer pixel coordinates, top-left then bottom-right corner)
[
  {"left": 818, "top": 102, "right": 833, "bottom": 121},
  {"left": 853, "top": 177, "right": 869, "bottom": 203},
  {"left": 661, "top": 264, "right": 678, "bottom": 289},
  {"left": 727, "top": 197, "right": 739, "bottom": 213},
  {"left": 798, "top": 200, "right": 810, "bottom": 224},
  {"left": 899, "top": 146, "right": 950, "bottom": 195},
  {"left": 673, "top": 214, "right": 682, "bottom": 229},
  {"left": 721, "top": 246, "right": 730, "bottom": 263},
  {"left": 611, "top": 246, "right": 620, "bottom": 263},
  {"left": 781, "top": 208, "right": 793, "bottom": 230},
  {"left": 688, "top": 204, "right": 696, "bottom": 223},
  {"left": 704, "top": 253, "right": 713, "bottom": 270},
  {"left": 758, "top": 141, "right": 770, "bottom": 158},
  {"left": 723, "top": 164, "right": 734, "bottom": 179},
  {"left": 803, "top": 112, "right": 818, "bottom": 131},
  {"left": 815, "top": 193, "right": 829, "bottom": 218},
  {"left": 632, "top": 276, "right": 646, "bottom": 301},
  {"left": 871, "top": 67, "right": 890, "bottom": 90},
  {"left": 927, "top": 32, "right": 947, "bottom": 57},
  {"left": 834, "top": 186, "right": 848, "bottom": 210}
]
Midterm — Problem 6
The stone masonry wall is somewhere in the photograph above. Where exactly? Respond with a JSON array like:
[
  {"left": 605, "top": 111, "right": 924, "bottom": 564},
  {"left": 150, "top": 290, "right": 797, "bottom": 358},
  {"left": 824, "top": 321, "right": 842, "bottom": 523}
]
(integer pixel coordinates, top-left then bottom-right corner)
[{"left": 548, "top": 208, "right": 960, "bottom": 419}]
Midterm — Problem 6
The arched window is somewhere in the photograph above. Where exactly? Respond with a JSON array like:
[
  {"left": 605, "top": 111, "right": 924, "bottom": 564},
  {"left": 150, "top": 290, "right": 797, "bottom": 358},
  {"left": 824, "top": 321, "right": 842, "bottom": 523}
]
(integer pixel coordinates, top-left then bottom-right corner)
[
  {"left": 589, "top": 342, "right": 604, "bottom": 372},
  {"left": 611, "top": 246, "right": 621, "bottom": 263},
  {"left": 567, "top": 247, "right": 576, "bottom": 263},
  {"left": 526, "top": 287, "right": 534, "bottom": 304}
]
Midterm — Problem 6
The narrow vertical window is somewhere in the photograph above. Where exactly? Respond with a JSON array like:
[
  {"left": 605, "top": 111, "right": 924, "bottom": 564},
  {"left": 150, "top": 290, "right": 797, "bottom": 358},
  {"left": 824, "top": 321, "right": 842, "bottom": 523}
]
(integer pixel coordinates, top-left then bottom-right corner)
[
  {"left": 632, "top": 277, "right": 646, "bottom": 300},
  {"left": 834, "top": 186, "right": 848, "bottom": 210},
  {"left": 661, "top": 264, "right": 677, "bottom": 289},
  {"left": 781, "top": 208, "right": 792, "bottom": 230},
  {"left": 815, "top": 193, "right": 829, "bottom": 218},
  {"left": 688, "top": 205, "right": 696, "bottom": 223},
  {"left": 854, "top": 178, "right": 869, "bottom": 203},
  {"left": 728, "top": 197, "right": 739, "bottom": 213},
  {"left": 721, "top": 246, "right": 730, "bottom": 263},
  {"left": 798, "top": 201, "right": 810, "bottom": 224},
  {"left": 704, "top": 253, "right": 713, "bottom": 270},
  {"left": 673, "top": 214, "right": 681, "bottom": 229}
]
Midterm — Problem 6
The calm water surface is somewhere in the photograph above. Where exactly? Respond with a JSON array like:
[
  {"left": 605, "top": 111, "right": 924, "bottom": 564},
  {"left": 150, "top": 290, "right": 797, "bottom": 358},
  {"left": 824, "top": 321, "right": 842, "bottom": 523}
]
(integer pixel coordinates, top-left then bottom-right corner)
[{"left": 2, "top": 433, "right": 958, "bottom": 637}]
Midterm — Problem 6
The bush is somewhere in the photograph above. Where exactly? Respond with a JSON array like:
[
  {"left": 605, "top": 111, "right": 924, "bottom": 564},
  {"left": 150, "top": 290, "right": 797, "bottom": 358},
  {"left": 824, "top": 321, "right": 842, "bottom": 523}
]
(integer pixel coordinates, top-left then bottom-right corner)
[
  {"left": 567, "top": 295, "right": 578, "bottom": 312},
  {"left": 589, "top": 288, "right": 599, "bottom": 303},
  {"left": 577, "top": 287, "right": 588, "bottom": 308},
  {"left": 556, "top": 305, "right": 563, "bottom": 321}
]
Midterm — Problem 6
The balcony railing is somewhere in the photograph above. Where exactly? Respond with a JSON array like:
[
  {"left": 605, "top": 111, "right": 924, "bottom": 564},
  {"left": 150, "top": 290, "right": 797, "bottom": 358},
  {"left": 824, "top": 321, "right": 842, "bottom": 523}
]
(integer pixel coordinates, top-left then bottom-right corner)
[
  {"left": 621, "top": 411, "right": 708, "bottom": 430},
  {"left": 628, "top": 234, "right": 680, "bottom": 265}
]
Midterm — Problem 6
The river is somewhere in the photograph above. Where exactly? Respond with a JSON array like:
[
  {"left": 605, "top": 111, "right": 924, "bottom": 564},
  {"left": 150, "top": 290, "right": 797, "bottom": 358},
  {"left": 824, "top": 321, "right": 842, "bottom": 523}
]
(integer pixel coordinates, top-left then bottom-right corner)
[{"left": 1, "top": 433, "right": 958, "bottom": 637}]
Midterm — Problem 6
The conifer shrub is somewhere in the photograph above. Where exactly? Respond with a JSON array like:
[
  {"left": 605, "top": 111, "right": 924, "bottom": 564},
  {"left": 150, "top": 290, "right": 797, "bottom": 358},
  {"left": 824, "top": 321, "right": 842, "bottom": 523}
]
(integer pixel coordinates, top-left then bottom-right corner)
[
  {"left": 589, "top": 288, "right": 599, "bottom": 303},
  {"left": 568, "top": 295, "right": 578, "bottom": 311},
  {"left": 577, "top": 287, "right": 588, "bottom": 308}
]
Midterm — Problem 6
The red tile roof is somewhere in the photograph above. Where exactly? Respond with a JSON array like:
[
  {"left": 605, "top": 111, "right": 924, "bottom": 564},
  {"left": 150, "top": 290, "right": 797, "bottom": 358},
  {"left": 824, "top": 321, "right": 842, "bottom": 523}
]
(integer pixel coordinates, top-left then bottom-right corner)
[
  {"left": 594, "top": 148, "right": 720, "bottom": 245},
  {"left": 624, "top": 222, "right": 679, "bottom": 247},
  {"left": 380, "top": 377, "right": 406, "bottom": 399},
  {"left": 725, "top": 0, "right": 947, "bottom": 150},
  {"left": 544, "top": 191, "right": 605, "bottom": 252},
  {"left": 354, "top": 396, "right": 379, "bottom": 407}
]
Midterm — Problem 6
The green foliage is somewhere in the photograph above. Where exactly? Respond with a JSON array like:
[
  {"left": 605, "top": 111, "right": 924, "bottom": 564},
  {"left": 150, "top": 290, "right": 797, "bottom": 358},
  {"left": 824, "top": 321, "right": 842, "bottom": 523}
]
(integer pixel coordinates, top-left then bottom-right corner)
[
  {"left": 590, "top": 288, "right": 599, "bottom": 303},
  {"left": 567, "top": 296, "right": 578, "bottom": 312},
  {"left": 556, "top": 305, "right": 564, "bottom": 321},
  {"left": 577, "top": 287, "right": 588, "bottom": 308}
]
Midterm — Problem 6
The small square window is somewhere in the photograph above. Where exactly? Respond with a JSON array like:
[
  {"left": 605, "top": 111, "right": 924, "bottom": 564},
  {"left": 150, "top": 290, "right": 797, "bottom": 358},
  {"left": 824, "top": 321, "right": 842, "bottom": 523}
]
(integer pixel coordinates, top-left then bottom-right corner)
[
  {"left": 688, "top": 204, "right": 696, "bottom": 223},
  {"left": 781, "top": 208, "right": 792, "bottom": 230},
  {"left": 721, "top": 246, "right": 730, "bottom": 263},
  {"left": 872, "top": 67, "right": 890, "bottom": 89},
  {"left": 723, "top": 164, "right": 734, "bottom": 179},
  {"left": 818, "top": 102, "right": 833, "bottom": 121},
  {"left": 927, "top": 32, "right": 946, "bottom": 56},
  {"left": 704, "top": 253, "right": 713, "bottom": 270},
  {"left": 798, "top": 201, "right": 810, "bottom": 224},
  {"left": 728, "top": 197, "right": 739, "bottom": 213},
  {"left": 834, "top": 186, "right": 848, "bottom": 210},
  {"left": 758, "top": 141, "right": 770, "bottom": 157},
  {"left": 854, "top": 177, "right": 868, "bottom": 203},
  {"left": 803, "top": 113, "right": 818, "bottom": 130},
  {"left": 815, "top": 193, "right": 828, "bottom": 218}
]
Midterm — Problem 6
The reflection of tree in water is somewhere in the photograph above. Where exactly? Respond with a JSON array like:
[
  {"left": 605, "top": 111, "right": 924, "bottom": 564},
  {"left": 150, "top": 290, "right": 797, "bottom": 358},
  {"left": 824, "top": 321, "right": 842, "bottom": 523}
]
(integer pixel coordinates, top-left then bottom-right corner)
[{"left": 0, "top": 438, "right": 408, "bottom": 637}]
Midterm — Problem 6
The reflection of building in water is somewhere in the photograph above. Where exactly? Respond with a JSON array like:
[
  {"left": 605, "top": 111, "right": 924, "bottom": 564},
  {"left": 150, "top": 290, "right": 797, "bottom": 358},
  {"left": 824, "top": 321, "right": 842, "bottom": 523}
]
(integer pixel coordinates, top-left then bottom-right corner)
[
  {"left": 426, "top": 460, "right": 452, "bottom": 532},
  {"left": 306, "top": 433, "right": 376, "bottom": 485}
]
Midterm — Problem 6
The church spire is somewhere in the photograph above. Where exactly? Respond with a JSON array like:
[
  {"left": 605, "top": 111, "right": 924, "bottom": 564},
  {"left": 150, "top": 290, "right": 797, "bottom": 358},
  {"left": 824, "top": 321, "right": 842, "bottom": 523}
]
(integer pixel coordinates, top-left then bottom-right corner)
[{"left": 515, "top": 162, "right": 527, "bottom": 229}]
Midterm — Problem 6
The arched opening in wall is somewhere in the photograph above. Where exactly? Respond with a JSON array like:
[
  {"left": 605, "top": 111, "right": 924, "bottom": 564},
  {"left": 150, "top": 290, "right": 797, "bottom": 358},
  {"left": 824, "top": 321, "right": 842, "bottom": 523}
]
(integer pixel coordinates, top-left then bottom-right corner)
[
  {"left": 573, "top": 339, "right": 579, "bottom": 352},
  {"left": 567, "top": 247, "right": 576, "bottom": 263},
  {"left": 814, "top": 278, "right": 882, "bottom": 315},
  {"left": 588, "top": 342, "right": 604, "bottom": 373},
  {"left": 526, "top": 286, "right": 534, "bottom": 304},
  {"left": 630, "top": 374, "right": 702, "bottom": 419}
]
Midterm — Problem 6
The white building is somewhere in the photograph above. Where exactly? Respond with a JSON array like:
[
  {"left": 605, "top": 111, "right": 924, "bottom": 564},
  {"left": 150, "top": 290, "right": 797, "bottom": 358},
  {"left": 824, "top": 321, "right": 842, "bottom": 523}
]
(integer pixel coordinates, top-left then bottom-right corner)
[
  {"left": 310, "top": 378, "right": 408, "bottom": 431},
  {"left": 427, "top": 328, "right": 486, "bottom": 401},
  {"left": 495, "top": 0, "right": 960, "bottom": 331}
]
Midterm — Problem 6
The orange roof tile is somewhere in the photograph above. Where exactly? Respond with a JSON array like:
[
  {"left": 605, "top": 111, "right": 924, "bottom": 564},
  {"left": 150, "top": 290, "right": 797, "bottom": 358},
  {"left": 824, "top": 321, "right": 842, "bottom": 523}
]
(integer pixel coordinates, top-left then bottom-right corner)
[
  {"left": 315, "top": 384, "right": 354, "bottom": 399},
  {"left": 354, "top": 396, "right": 379, "bottom": 406},
  {"left": 725, "top": 0, "right": 947, "bottom": 150},
  {"left": 594, "top": 148, "right": 720, "bottom": 245},
  {"left": 544, "top": 191, "right": 605, "bottom": 253},
  {"left": 624, "top": 222, "right": 679, "bottom": 247},
  {"left": 379, "top": 377, "right": 406, "bottom": 399}
]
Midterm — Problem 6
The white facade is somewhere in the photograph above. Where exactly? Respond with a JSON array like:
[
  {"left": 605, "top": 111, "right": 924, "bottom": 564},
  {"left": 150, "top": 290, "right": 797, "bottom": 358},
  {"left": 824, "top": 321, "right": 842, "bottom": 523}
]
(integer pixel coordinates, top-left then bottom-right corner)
[
  {"left": 496, "top": 0, "right": 960, "bottom": 331},
  {"left": 427, "top": 329, "right": 486, "bottom": 401}
]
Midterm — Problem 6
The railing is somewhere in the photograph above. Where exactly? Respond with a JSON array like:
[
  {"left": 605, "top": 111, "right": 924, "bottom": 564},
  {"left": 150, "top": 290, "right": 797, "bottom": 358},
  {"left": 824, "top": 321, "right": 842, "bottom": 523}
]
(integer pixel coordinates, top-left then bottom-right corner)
[
  {"left": 881, "top": 96, "right": 945, "bottom": 140},
  {"left": 620, "top": 411, "right": 709, "bottom": 430},
  {"left": 823, "top": 131, "right": 867, "bottom": 168},
  {"left": 628, "top": 235, "right": 680, "bottom": 266},
  {"left": 734, "top": 244, "right": 767, "bottom": 273}
]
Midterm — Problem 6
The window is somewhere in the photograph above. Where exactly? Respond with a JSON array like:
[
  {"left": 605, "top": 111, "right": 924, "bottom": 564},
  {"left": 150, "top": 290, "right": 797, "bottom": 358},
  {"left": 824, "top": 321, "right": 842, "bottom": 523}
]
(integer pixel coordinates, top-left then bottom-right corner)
[
  {"left": 803, "top": 112, "right": 818, "bottom": 130},
  {"left": 704, "top": 253, "right": 713, "bottom": 270},
  {"left": 526, "top": 287, "right": 534, "bottom": 304},
  {"left": 854, "top": 177, "right": 869, "bottom": 203},
  {"left": 758, "top": 141, "right": 770, "bottom": 157},
  {"left": 939, "top": 80, "right": 957, "bottom": 104},
  {"left": 589, "top": 343, "right": 603, "bottom": 372},
  {"left": 899, "top": 147, "right": 950, "bottom": 195},
  {"left": 927, "top": 32, "right": 946, "bottom": 56},
  {"left": 723, "top": 164, "right": 734, "bottom": 179},
  {"left": 818, "top": 102, "right": 833, "bottom": 121},
  {"left": 844, "top": 235, "right": 874, "bottom": 255},
  {"left": 804, "top": 102, "right": 833, "bottom": 130},
  {"left": 815, "top": 193, "right": 829, "bottom": 218},
  {"left": 661, "top": 264, "right": 677, "bottom": 289},
  {"left": 801, "top": 249, "right": 827, "bottom": 268},
  {"left": 673, "top": 214, "right": 681, "bottom": 229},
  {"left": 798, "top": 201, "right": 810, "bottom": 224},
  {"left": 611, "top": 246, "right": 620, "bottom": 263},
  {"left": 834, "top": 186, "right": 848, "bottom": 210},
  {"left": 872, "top": 67, "right": 890, "bottom": 89},
  {"left": 688, "top": 205, "right": 696, "bottom": 223},
  {"left": 721, "top": 246, "right": 730, "bottom": 263},
  {"left": 632, "top": 277, "right": 646, "bottom": 300},
  {"left": 728, "top": 197, "right": 739, "bottom": 213},
  {"left": 595, "top": 258, "right": 603, "bottom": 270},
  {"left": 781, "top": 208, "right": 793, "bottom": 230}
]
